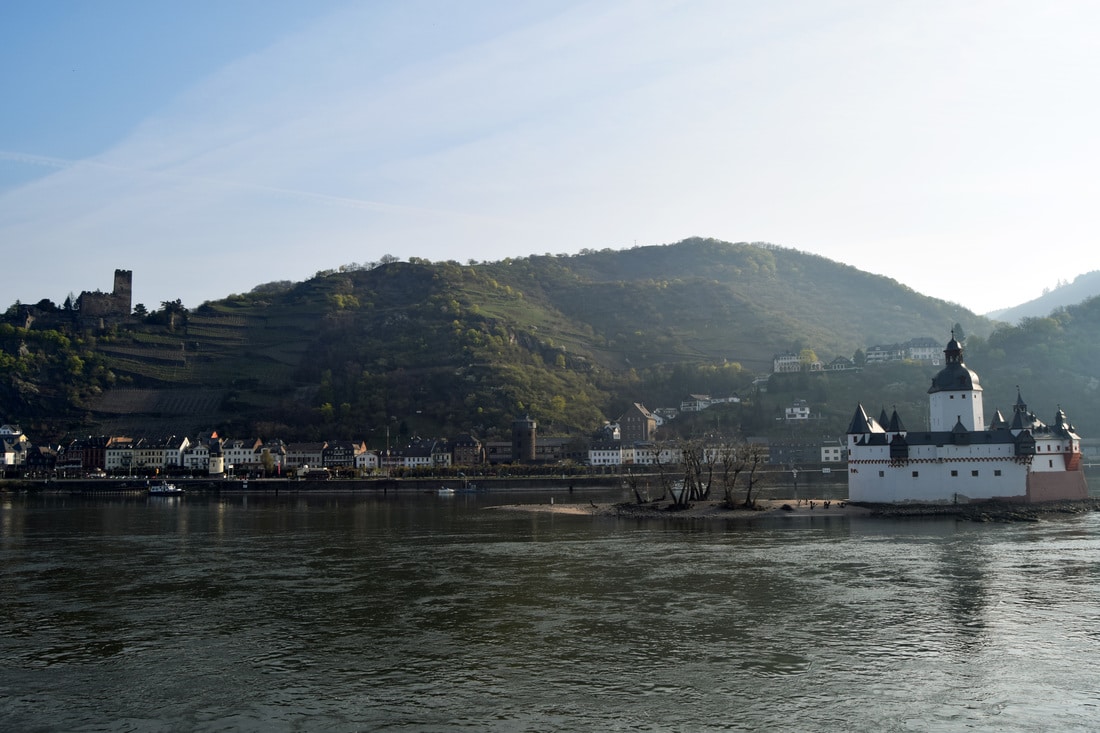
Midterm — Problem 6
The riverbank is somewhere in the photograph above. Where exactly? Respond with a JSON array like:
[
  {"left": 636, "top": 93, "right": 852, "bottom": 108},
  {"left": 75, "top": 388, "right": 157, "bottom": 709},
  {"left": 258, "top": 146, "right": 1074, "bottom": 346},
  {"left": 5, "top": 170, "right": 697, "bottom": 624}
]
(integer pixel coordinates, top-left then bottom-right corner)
[
  {"left": 489, "top": 498, "right": 867, "bottom": 519},
  {"left": 489, "top": 497, "right": 1100, "bottom": 522}
]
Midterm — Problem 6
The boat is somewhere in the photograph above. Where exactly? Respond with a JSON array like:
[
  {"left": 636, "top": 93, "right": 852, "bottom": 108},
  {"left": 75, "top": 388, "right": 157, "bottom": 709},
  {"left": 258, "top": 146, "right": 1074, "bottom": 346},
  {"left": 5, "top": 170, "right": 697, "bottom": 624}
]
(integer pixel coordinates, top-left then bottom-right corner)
[
  {"left": 148, "top": 481, "right": 184, "bottom": 496},
  {"left": 437, "top": 486, "right": 456, "bottom": 496}
]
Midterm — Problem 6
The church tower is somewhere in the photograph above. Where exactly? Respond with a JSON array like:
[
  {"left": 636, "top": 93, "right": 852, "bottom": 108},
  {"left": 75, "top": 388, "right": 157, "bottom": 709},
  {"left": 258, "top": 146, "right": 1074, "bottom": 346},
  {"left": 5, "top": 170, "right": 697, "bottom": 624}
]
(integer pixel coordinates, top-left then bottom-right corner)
[{"left": 927, "top": 334, "right": 984, "bottom": 431}]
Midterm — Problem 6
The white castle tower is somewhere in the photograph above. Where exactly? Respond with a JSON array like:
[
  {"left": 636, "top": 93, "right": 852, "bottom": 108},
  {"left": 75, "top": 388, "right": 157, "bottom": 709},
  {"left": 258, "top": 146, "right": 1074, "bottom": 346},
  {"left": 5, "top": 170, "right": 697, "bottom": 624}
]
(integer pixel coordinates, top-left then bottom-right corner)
[{"left": 927, "top": 333, "right": 984, "bottom": 431}]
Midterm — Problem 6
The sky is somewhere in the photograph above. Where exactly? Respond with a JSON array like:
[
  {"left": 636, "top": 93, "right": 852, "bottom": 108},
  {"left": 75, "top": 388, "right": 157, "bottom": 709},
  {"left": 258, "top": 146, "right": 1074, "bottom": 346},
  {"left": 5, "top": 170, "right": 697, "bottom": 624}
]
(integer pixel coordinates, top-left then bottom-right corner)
[{"left": 3, "top": 0, "right": 1099, "bottom": 315}]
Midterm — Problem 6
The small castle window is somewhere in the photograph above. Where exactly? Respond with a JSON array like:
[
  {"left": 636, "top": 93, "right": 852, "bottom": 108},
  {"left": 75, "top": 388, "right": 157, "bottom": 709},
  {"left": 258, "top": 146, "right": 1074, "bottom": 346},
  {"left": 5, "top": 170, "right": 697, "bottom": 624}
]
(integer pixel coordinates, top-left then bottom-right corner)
[
  {"left": 951, "top": 470, "right": 958, "bottom": 477},
  {"left": 912, "top": 471, "right": 919, "bottom": 478},
  {"left": 994, "top": 470, "right": 1002, "bottom": 476},
  {"left": 971, "top": 470, "right": 979, "bottom": 477}
]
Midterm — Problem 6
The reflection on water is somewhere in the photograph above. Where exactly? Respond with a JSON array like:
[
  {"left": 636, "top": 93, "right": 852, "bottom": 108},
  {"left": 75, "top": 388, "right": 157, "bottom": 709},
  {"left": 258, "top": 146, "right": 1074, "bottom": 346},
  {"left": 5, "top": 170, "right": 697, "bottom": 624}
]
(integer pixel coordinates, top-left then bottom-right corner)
[{"left": 2, "top": 490, "right": 1100, "bottom": 732}]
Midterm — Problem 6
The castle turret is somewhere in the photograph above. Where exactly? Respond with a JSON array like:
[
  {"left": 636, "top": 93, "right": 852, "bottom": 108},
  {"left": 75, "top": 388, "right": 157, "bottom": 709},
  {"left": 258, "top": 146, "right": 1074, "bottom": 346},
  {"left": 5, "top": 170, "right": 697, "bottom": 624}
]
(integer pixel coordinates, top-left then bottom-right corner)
[{"left": 927, "top": 334, "right": 984, "bottom": 431}]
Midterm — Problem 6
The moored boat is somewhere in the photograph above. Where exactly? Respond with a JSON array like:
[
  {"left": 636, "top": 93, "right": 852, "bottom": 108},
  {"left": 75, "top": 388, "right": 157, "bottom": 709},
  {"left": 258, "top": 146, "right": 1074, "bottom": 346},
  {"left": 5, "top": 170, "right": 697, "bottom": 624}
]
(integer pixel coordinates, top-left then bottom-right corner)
[{"left": 148, "top": 481, "right": 184, "bottom": 496}]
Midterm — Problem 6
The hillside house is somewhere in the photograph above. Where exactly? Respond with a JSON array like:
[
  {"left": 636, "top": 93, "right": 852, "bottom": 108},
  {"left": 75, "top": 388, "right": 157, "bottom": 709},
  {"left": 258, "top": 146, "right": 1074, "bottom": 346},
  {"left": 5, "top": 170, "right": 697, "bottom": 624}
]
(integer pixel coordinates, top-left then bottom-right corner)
[
  {"left": 652, "top": 407, "right": 679, "bottom": 424},
  {"left": 773, "top": 353, "right": 801, "bottom": 373},
  {"left": 828, "top": 356, "right": 856, "bottom": 371},
  {"left": 865, "top": 337, "right": 943, "bottom": 365},
  {"left": 821, "top": 442, "right": 846, "bottom": 463},
  {"left": 618, "top": 402, "right": 657, "bottom": 443},
  {"left": 680, "top": 395, "right": 711, "bottom": 412},
  {"left": 865, "top": 344, "right": 906, "bottom": 364},
  {"left": 785, "top": 400, "right": 811, "bottom": 421},
  {"left": 905, "top": 337, "right": 941, "bottom": 363}
]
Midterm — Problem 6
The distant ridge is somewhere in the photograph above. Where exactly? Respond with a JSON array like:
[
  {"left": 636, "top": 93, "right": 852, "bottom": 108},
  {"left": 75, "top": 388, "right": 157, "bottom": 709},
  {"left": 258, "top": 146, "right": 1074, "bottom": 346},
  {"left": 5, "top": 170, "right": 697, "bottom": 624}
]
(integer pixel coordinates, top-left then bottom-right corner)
[{"left": 985, "top": 271, "right": 1100, "bottom": 323}]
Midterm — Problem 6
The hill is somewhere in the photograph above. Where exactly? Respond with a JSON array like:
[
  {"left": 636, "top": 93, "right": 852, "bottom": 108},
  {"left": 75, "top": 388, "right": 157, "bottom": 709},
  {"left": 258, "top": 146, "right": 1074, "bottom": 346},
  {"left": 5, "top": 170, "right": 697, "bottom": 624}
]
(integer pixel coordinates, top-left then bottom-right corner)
[
  {"left": 0, "top": 238, "right": 1008, "bottom": 444},
  {"left": 985, "top": 271, "right": 1100, "bottom": 323}
]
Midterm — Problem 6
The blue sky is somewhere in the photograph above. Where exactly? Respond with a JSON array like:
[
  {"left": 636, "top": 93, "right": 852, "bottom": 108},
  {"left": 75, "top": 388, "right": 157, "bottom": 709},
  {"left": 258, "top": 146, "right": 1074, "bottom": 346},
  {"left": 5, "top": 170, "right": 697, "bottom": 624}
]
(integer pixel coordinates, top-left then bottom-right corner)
[{"left": 3, "top": 0, "right": 1098, "bottom": 315}]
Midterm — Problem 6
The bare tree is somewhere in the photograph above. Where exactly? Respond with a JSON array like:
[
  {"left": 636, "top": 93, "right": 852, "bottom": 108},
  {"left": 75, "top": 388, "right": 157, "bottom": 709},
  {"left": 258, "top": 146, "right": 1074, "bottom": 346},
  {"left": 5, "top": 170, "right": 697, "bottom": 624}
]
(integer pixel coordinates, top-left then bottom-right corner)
[
  {"left": 718, "top": 443, "right": 745, "bottom": 508},
  {"left": 718, "top": 441, "right": 770, "bottom": 508},
  {"left": 648, "top": 440, "right": 679, "bottom": 505},
  {"left": 740, "top": 443, "right": 768, "bottom": 508},
  {"left": 622, "top": 465, "right": 648, "bottom": 504},
  {"left": 680, "top": 438, "right": 716, "bottom": 504}
]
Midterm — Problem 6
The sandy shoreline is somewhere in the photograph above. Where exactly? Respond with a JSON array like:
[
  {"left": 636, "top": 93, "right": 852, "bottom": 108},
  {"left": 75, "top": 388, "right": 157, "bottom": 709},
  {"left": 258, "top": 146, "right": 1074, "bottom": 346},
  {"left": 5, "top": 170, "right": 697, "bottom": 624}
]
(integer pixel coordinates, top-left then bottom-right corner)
[{"left": 488, "top": 498, "right": 867, "bottom": 520}]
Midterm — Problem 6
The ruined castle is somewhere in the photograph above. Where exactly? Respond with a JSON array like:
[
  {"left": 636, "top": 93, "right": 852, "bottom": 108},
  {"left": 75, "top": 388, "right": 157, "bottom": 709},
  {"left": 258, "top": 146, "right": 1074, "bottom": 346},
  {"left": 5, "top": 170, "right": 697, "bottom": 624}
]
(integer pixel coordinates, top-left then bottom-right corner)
[{"left": 78, "top": 269, "right": 132, "bottom": 327}]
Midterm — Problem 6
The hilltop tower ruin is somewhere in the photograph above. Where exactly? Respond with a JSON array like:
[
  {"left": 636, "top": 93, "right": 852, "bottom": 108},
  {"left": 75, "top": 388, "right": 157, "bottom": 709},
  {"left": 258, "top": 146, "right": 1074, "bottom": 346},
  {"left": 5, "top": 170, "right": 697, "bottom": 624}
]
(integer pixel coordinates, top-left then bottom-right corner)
[{"left": 78, "top": 269, "right": 133, "bottom": 327}]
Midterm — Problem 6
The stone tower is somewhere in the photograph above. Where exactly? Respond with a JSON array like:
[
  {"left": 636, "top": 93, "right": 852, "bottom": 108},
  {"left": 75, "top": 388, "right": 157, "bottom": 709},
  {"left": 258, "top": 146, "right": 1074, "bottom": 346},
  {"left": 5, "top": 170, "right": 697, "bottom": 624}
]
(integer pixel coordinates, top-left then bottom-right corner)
[
  {"left": 511, "top": 416, "right": 537, "bottom": 463},
  {"left": 113, "top": 269, "right": 133, "bottom": 315}
]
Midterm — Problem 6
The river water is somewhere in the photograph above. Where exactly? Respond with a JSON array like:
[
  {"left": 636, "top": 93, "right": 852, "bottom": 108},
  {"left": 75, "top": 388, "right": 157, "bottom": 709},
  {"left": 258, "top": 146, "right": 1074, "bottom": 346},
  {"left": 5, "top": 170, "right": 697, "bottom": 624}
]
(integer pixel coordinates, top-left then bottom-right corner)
[{"left": 3, "top": 487, "right": 1100, "bottom": 732}]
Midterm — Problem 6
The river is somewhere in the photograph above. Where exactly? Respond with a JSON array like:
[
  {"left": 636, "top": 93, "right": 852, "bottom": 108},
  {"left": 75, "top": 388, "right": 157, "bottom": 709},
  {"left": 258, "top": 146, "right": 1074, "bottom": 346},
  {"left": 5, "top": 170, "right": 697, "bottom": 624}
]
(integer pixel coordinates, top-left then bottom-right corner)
[{"left": 2, "top": 487, "right": 1099, "bottom": 732}]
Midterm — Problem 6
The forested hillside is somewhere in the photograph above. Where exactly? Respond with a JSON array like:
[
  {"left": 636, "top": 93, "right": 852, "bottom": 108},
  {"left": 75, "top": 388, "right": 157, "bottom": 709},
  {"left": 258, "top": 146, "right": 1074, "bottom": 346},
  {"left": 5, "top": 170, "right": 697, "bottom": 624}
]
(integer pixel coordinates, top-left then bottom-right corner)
[{"left": 9, "top": 238, "right": 1081, "bottom": 445}]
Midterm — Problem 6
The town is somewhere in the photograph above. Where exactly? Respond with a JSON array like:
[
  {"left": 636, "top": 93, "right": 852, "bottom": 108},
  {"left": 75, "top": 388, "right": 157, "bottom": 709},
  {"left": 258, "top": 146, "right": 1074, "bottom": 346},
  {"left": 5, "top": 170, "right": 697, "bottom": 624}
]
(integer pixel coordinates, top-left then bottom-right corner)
[{"left": 5, "top": 334, "right": 1079, "bottom": 484}]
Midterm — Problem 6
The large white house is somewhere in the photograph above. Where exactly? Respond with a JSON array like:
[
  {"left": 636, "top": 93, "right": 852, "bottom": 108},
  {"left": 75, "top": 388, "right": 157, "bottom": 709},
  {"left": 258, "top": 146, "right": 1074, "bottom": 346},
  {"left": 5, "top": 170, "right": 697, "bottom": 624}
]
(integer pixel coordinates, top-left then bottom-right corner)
[{"left": 847, "top": 334, "right": 1088, "bottom": 504}]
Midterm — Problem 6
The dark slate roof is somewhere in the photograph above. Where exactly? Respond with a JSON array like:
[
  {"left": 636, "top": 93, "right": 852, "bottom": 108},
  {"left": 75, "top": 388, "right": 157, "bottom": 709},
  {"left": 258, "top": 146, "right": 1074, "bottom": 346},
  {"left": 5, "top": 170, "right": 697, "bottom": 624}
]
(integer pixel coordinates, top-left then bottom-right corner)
[
  {"left": 888, "top": 409, "right": 905, "bottom": 432},
  {"left": 928, "top": 336, "right": 982, "bottom": 394},
  {"left": 989, "top": 409, "right": 1008, "bottom": 430},
  {"left": 846, "top": 403, "right": 882, "bottom": 434},
  {"left": 853, "top": 429, "right": 1021, "bottom": 448}
]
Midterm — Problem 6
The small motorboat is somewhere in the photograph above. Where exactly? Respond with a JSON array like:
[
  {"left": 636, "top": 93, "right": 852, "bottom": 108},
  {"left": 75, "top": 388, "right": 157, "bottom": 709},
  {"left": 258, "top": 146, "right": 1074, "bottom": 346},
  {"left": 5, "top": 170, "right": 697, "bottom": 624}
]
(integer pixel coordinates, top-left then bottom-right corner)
[{"left": 148, "top": 481, "right": 184, "bottom": 496}]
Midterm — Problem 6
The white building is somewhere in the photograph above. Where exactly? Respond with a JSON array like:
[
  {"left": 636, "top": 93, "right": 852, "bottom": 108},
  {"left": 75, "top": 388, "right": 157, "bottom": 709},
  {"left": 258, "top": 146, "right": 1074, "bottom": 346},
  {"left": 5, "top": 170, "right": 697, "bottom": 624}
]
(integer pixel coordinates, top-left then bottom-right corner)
[
  {"left": 680, "top": 394, "right": 712, "bottom": 412},
  {"left": 633, "top": 444, "right": 682, "bottom": 466},
  {"left": 772, "top": 354, "right": 801, "bottom": 373},
  {"left": 105, "top": 437, "right": 138, "bottom": 472},
  {"left": 785, "top": 400, "right": 811, "bottom": 421},
  {"left": 355, "top": 450, "right": 380, "bottom": 471},
  {"left": 905, "top": 337, "right": 941, "bottom": 363},
  {"left": 224, "top": 439, "right": 264, "bottom": 472},
  {"left": 847, "top": 335, "right": 1087, "bottom": 504},
  {"left": 588, "top": 441, "right": 634, "bottom": 466}
]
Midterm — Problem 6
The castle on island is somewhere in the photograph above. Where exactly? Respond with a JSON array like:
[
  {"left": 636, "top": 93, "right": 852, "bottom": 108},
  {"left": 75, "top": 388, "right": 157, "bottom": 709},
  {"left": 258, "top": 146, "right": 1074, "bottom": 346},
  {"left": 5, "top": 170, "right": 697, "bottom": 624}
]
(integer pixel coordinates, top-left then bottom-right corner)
[{"left": 847, "top": 333, "right": 1088, "bottom": 504}]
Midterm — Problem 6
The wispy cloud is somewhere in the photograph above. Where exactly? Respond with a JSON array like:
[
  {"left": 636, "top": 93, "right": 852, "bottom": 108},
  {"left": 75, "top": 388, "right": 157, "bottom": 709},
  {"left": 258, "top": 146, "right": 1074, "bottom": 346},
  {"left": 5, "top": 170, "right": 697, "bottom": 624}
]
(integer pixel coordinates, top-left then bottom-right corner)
[{"left": 3, "top": 0, "right": 1100, "bottom": 310}]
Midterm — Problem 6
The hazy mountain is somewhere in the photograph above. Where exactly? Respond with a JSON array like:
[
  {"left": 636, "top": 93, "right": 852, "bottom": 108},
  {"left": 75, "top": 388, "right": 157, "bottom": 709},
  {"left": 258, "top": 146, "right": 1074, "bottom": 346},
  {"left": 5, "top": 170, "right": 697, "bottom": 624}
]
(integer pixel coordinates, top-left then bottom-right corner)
[{"left": 985, "top": 271, "right": 1100, "bottom": 324}]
